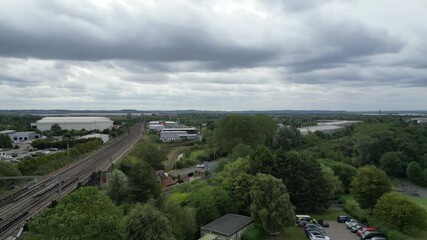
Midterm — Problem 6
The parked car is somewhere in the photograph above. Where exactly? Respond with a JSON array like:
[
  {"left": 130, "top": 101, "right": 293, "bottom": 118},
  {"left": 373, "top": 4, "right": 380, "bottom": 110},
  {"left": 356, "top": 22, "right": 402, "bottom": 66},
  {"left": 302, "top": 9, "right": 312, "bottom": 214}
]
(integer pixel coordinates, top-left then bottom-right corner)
[
  {"left": 370, "top": 237, "right": 388, "bottom": 240},
  {"left": 357, "top": 227, "right": 377, "bottom": 237},
  {"left": 318, "top": 219, "right": 329, "bottom": 227},
  {"left": 304, "top": 226, "right": 325, "bottom": 237},
  {"left": 305, "top": 223, "right": 324, "bottom": 232},
  {"left": 345, "top": 219, "right": 357, "bottom": 228},
  {"left": 297, "top": 220, "right": 309, "bottom": 228},
  {"left": 337, "top": 215, "right": 350, "bottom": 223},
  {"left": 308, "top": 231, "right": 330, "bottom": 240},
  {"left": 360, "top": 231, "right": 386, "bottom": 240},
  {"left": 350, "top": 223, "right": 364, "bottom": 233},
  {"left": 346, "top": 221, "right": 359, "bottom": 229}
]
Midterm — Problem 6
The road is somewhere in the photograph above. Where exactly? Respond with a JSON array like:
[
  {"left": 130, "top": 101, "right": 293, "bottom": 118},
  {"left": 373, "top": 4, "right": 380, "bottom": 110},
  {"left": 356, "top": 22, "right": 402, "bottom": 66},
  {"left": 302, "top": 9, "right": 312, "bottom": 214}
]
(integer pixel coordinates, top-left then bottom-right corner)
[{"left": 0, "top": 123, "right": 142, "bottom": 240}]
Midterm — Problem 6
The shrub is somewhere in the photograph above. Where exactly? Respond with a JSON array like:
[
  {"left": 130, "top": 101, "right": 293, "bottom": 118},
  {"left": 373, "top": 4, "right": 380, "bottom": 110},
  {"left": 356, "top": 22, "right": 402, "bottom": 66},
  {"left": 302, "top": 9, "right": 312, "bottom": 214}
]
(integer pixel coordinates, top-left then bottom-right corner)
[{"left": 242, "top": 226, "right": 264, "bottom": 240}]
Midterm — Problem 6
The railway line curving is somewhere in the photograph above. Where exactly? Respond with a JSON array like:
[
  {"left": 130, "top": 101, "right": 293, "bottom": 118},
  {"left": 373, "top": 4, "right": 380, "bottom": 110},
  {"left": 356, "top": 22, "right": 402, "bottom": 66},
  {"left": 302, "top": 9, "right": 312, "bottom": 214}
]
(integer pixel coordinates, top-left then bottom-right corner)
[{"left": 0, "top": 123, "right": 142, "bottom": 240}]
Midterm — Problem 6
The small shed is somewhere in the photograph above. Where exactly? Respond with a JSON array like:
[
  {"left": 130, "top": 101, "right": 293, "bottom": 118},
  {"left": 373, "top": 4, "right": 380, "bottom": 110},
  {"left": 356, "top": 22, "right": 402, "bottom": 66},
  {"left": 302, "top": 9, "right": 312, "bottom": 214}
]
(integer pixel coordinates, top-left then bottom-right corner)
[{"left": 200, "top": 214, "right": 254, "bottom": 240}]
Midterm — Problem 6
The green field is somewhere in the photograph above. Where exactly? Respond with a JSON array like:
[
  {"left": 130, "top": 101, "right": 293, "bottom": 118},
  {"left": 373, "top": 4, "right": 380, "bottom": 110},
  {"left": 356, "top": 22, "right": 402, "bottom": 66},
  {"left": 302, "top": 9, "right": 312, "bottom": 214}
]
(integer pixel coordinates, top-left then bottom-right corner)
[{"left": 398, "top": 193, "right": 427, "bottom": 211}]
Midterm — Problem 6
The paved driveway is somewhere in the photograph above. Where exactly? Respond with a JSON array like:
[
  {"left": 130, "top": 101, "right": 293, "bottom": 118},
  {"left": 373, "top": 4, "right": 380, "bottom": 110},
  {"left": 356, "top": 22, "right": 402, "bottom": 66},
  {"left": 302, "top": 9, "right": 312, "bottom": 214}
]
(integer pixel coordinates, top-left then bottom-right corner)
[{"left": 324, "top": 221, "right": 359, "bottom": 240}]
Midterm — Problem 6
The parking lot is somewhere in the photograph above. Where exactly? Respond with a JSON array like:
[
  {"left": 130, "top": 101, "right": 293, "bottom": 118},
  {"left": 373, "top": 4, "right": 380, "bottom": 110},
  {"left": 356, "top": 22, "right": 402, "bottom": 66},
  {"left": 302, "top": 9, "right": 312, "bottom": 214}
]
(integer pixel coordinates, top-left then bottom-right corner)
[{"left": 324, "top": 221, "right": 359, "bottom": 240}]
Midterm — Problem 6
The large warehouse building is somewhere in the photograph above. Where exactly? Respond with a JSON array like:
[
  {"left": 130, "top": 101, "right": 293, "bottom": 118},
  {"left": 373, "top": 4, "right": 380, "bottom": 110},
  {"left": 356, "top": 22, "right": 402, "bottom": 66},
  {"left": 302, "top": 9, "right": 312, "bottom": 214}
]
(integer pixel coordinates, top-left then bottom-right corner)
[{"left": 34, "top": 117, "right": 114, "bottom": 131}]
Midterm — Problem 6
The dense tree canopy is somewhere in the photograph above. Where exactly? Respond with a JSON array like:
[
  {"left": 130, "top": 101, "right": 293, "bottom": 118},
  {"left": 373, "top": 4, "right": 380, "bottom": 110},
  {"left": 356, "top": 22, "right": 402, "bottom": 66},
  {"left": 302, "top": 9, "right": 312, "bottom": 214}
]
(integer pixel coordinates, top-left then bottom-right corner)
[
  {"left": 29, "top": 187, "right": 121, "bottom": 240},
  {"left": 0, "top": 133, "right": 12, "bottom": 149},
  {"left": 161, "top": 199, "right": 197, "bottom": 240},
  {"left": 127, "top": 162, "right": 161, "bottom": 203},
  {"left": 273, "top": 151, "right": 334, "bottom": 212},
  {"left": 106, "top": 169, "right": 130, "bottom": 204},
  {"left": 121, "top": 203, "right": 175, "bottom": 240},
  {"left": 250, "top": 173, "right": 295, "bottom": 233},
  {"left": 213, "top": 114, "right": 276, "bottom": 154},
  {"left": 406, "top": 161, "right": 426, "bottom": 186},
  {"left": 351, "top": 166, "right": 391, "bottom": 212},
  {"left": 373, "top": 193, "right": 427, "bottom": 232},
  {"left": 379, "top": 152, "right": 406, "bottom": 177}
]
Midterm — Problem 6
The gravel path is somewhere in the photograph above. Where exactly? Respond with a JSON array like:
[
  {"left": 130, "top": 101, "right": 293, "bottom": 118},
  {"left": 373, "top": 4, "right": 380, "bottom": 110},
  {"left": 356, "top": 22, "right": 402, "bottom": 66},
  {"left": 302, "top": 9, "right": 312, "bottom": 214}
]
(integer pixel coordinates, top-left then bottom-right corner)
[{"left": 324, "top": 221, "right": 360, "bottom": 240}]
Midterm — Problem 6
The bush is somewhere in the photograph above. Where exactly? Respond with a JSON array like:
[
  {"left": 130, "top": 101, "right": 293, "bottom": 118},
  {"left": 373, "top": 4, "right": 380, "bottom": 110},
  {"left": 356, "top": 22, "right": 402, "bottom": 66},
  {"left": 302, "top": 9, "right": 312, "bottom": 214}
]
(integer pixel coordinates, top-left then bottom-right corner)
[
  {"left": 342, "top": 195, "right": 414, "bottom": 240},
  {"left": 242, "top": 226, "right": 264, "bottom": 240}
]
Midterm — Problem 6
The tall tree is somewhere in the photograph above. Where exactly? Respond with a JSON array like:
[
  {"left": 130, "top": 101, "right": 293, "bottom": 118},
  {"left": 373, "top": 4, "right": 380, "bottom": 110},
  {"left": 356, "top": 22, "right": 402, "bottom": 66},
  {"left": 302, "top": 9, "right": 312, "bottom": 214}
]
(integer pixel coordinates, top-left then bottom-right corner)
[
  {"left": 373, "top": 193, "right": 427, "bottom": 232},
  {"left": 29, "top": 187, "right": 121, "bottom": 240},
  {"left": 161, "top": 199, "right": 197, "bottom": 240},
  {"left": 128, "top": 162, "right": 161, "bottom": 203},
  {"left": 273, "top": 151, "right": 333, "bottom": 212},
  {"left": 105, "top": 169, "right": 129, "bottom": 204},
  {"left": 406, "top": 161, "right": 426, "bottom": 186},
  {"left": 232, "top": 173, "right": 253, "bottom": 215},
  {"left": 121, "top": 203, "right": 175, "bottom": 240},
  {"left": 0, "top": 133, "right": 12, "bottom": 149},
  {"left": 379, "top": 152, "right": 406, "bottom": 177},
  {"left": 351, "top": 166, "right": 391, "bottom": 212},
  {"left": 248, "top": 145, "right": 276, "bottom": 175},
  {"left": 250, "top": 173, "right": 295, "bottom": 233}
]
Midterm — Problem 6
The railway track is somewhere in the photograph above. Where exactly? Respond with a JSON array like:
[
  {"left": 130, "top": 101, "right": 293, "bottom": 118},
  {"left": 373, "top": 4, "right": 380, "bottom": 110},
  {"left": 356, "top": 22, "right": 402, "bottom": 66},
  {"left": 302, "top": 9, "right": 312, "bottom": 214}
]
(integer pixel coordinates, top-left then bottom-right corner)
[{"left": 0, "top": 123, "right": 142, "bottom": 240}]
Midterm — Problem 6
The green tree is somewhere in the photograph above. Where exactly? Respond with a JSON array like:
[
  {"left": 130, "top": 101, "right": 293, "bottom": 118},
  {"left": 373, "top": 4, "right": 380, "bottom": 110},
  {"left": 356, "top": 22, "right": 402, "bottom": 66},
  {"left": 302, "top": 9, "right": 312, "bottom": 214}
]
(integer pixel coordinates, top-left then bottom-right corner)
[
  {"left": 121, "top": 203, "right": 175, "bottom": 240},
  {"left": 0, "top": 133, "right": 12, "bottom": 149},
  {"left": 161, "top": 199, "right": 197, "bottom": 240},
  {"left": 272, "top": 127, "right": 303, "bottom": 151},
  {"left": 232, "top": 173, "right": 253, "bottom": 215},
  {"left": 106, "top": 169, "right": 129, "bottom": 204},
  {"left": 250, "top": 173, "right": 295, "bottom": 233},
  {"left": 406, "top": 161, "right": 426, "bottom": 186},
  {"left": 351, "top": 166, "right": 391, "bottom": 212},
  {"left": 274, "top": 151, "right": 333, "bottom": 212},
  {"left": 248, "top": 145, "right": 276, "bottom": 175},
  {"left": 379, "top": 152, "right": 406, "bottom": 177},
  {"left": 50, "top": 123, "right": 63, "bottom": 136},
  {"left": 214, "top": 114, "right": 275, "bottom": 154},
  {"left": 0, "top": 161, "right": 22, "bottom": 190},
  {"left": 319, "top": 159, "right": 357, "bottom": 193},
  {"left": 188, "top": 185, "right": 235, "bottom": 226},
  {"left": 373, "top": 193, "right": 427, "bottom": 232},
  {"left": 135, "top": 142, "right": 166, "bottom": 170},
  {"left": 29, "top": 187, "right": 121, "bottom": 240},
  {"left": 128, "top": 162, "right": 161, "bottom": 203},
  {"left": 229, "top": 143, "right": 253, "bottom": 161}
]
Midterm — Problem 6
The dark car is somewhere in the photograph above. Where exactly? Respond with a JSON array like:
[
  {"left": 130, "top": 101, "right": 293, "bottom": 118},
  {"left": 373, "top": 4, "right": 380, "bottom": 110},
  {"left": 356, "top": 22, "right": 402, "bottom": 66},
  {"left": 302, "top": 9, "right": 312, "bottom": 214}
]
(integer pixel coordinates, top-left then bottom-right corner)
[
  {"left": 361, "top": 231, "right": 386, "bottom": 240},
  {"left": 337, "top": 215, "right": 350, "bottom": 223},
  {"left": 318, "top": 219, "right": 329, "bottom": 227},
  {"left": 297, "top": 220, "right": 309, "bottom": 228}
]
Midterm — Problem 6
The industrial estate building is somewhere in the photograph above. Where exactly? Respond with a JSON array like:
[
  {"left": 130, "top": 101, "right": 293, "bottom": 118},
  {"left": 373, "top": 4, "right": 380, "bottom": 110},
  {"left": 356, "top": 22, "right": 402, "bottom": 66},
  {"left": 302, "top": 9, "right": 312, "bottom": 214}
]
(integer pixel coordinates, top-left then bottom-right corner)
[
  {"left": 34, "top": 117, "right": 113, "bottom": 131},
  {"left": 200, "top": 214, "right": 254, "bottom": 240},
  {"left": 0, "top": 130, "right": 41, "bottom": 143},
  {"left": 160, "top": 128, "right": 200, "bottom": 142},
  {"left": 146, "top": 121, "right": 200, "bottom": 142},
  {"left": 147, "top": 121, "right": 179, "bottom": 131}
]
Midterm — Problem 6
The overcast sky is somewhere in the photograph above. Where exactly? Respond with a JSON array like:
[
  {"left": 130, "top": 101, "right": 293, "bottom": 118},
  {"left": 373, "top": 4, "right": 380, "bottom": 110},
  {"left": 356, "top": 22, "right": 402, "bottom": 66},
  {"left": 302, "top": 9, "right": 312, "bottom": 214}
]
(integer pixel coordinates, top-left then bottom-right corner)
[{"left": 0, "top": 0, "right": 426, "bottom": 111}]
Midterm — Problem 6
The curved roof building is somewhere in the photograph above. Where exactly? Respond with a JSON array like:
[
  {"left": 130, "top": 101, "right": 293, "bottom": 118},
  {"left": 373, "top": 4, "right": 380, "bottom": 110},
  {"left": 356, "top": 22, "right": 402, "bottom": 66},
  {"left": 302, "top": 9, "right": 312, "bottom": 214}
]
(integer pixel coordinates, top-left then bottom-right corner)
[{"left": 35, "top": 117, "right": 113, "bottom": 131}]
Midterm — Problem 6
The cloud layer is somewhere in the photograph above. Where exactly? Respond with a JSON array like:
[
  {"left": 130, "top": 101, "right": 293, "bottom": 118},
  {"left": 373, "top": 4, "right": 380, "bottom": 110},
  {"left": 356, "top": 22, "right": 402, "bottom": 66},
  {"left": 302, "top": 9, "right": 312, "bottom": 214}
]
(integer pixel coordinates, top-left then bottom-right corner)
[{"left": 0, "top": 0, "right": 426, "bottom": 110}]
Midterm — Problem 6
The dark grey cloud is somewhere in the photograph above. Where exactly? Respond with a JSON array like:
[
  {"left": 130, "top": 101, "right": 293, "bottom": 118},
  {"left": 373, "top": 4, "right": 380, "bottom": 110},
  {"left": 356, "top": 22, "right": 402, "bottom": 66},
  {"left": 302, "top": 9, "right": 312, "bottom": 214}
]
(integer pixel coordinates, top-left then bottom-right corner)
[{"left": 0, "top": 0, "right": 426, "bottom": 111}]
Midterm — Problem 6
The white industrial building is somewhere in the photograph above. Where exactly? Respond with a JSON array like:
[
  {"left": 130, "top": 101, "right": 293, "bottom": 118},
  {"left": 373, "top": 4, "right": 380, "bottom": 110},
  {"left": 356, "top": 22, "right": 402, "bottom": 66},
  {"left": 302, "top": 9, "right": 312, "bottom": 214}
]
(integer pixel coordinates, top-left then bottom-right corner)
[
  {"left": 0, "top": 130, "right": 41, "bottom": 143},
  {"left": 34, "top": 117, "right": 113, "bottom": 131},
  {"left": 160, "top": 128, "right": 200, "bottom": 142},
  {"left": 147, "top": 121, "right": 179, "bottom": 132}
]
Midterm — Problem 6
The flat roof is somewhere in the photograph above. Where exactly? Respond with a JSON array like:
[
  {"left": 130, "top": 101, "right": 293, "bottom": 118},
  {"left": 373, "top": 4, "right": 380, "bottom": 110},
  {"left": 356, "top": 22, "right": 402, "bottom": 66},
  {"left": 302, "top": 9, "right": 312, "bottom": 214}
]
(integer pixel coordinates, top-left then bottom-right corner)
[
  {"left": 37, "top": 117, "right": 113, "bottom": 123},
  {"left": 201, "top": 214, "right": 253, "bottom": 236}
]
